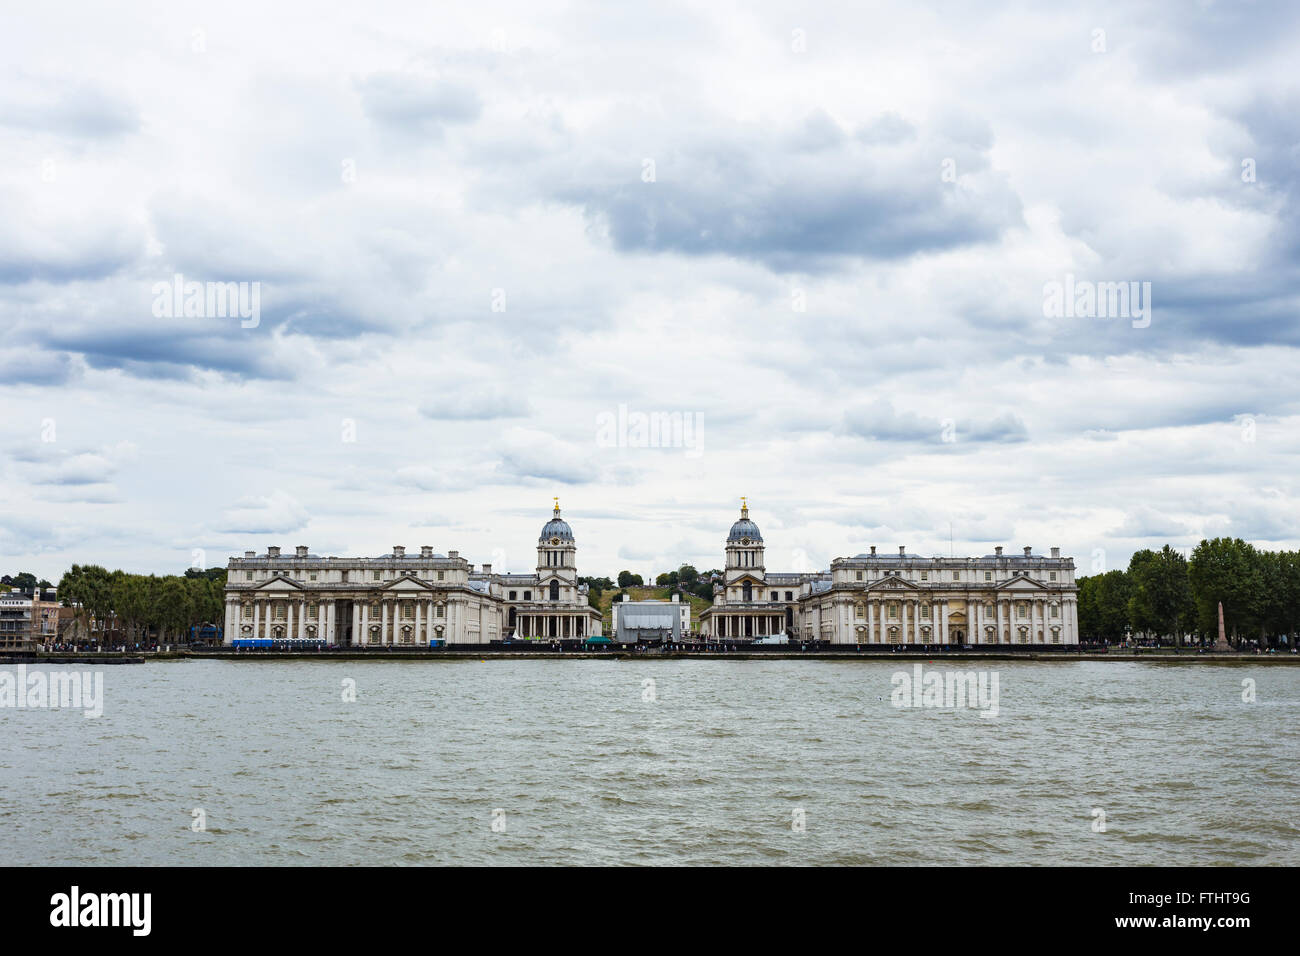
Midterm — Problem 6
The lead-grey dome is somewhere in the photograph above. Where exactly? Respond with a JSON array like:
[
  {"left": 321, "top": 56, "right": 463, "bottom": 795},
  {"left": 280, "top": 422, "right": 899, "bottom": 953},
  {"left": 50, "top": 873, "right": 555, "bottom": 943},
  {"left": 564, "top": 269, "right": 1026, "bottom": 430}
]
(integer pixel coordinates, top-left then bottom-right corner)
[
  {"left": 727, "top": 501, "right": 763, "bottom": 542},
  {"left": 540, "top": 502, "right": 574, "bottom": 542}
]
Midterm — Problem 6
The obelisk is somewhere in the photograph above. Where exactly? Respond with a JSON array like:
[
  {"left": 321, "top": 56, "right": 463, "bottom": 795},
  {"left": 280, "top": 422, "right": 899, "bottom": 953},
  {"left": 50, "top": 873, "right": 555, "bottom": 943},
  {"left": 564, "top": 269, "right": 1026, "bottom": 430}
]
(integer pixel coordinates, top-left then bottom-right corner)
[{"left": 1214, "top": 600, "right": 1231, "bottom": 652}]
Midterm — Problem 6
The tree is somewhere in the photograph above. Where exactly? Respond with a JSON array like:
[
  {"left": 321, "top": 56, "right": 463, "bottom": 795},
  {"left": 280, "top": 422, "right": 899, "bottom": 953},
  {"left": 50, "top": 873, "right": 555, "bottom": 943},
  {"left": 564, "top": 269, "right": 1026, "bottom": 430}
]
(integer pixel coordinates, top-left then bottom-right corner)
[
  {"left": 677, "top": 565, "right": 699, "bottom": 586},
  {"left": 617, "top": 571, "right": 643, "bottom": 588},
  {"left": 57, "top": 564, "right": 114, "bottom": 636},
  {"left": 1127, "top": 546, "right": 1194, "bottom": 643},
  {"left": 157, "top": 577, "right": 193, "bottom": 642},
  {"left": 1077, "top": 569, "right": 1132, "bottom": 641},
  {"left": 1189, "top": 538, "right": 1264, "bottom": 645}
]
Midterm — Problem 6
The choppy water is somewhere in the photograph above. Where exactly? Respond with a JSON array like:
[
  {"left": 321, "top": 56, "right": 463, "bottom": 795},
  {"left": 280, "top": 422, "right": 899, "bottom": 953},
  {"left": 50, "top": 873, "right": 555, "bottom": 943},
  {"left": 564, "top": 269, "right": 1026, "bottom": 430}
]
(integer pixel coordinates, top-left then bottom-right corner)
[{"left": 2, "top": 659, "right": 1297, "bottom": 865}]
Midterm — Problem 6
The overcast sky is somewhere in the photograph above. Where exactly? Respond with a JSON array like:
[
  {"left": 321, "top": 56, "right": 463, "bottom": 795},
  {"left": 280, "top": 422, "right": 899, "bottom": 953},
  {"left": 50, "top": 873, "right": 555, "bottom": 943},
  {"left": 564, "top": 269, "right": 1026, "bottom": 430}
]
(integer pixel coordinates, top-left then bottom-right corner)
[{"left": 2, "top": 0, "right": 1298, "bottom": 582}]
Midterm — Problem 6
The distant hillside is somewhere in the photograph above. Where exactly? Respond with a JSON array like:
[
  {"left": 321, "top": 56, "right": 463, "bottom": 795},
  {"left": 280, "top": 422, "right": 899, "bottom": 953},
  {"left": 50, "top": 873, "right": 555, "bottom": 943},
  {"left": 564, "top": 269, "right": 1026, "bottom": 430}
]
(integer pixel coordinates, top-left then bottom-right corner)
[{"left": 596, "top": 586, "right": 712, "bottom": 634}]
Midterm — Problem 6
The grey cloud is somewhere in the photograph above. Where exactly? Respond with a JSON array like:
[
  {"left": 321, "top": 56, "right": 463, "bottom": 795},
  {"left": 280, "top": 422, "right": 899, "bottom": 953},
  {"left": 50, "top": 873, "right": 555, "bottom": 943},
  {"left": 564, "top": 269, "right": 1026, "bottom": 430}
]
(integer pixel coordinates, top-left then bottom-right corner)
[
  {"left": 355, "top": 71, "right": 482, "bottom": 135},
  {"left": 840, "top": 401, "right": 1028, "bottom": 445},
  {"left": 552, "top": 111, "right": 1022, "bottom": 271},
  {"left": 0, "top": 78, "right": 139, "bottom": 139}
]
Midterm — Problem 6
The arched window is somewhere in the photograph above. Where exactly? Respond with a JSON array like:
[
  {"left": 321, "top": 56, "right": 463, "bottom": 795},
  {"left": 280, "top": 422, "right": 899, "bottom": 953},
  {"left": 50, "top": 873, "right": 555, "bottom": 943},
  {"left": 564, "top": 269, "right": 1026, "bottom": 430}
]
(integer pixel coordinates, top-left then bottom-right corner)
[{"left": 550, "top": 580, "right": 559, "bottom": 601}]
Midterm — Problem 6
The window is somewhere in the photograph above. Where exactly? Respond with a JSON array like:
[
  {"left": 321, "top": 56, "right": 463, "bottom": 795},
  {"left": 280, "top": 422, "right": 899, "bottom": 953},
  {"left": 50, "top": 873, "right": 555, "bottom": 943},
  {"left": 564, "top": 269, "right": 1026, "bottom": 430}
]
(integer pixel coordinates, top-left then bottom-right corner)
[
  {"left": 403, "top": 604, "right": 414, "bottom": 619},
  {"left": 785, "top": 591, "right": 793, "bottom": 601},
  {"left": 985, "top": 571, "right": 993, "bottom": 581},
  {"left": 437, "top": 571, "right": 444, "bottom": 581},
  {"left": 855, "top": 604, "right": 864, "bottom": 619},
  {"left": 436, "top": 605, "right": 444, "bottom": 618},
  {"left": 1049, "top": 572, "right": 1057, "bottom": 581},
  {"left": 1017, "top": 604, "right": 1027, "bottom": 619},
  {"left": 246, "top": 571, "right": 254, "bottom": 581},
  {"left": 888, "top": 605, "right": 897, "bottom": 619},
  {"left": 509, "top": 591, "right": 517, "bottom": 600},
  {"left": 274, "top": 605, "right": 286, "bottom": 620},
  {"left": 524, "top": 591, "right": 532, "bottom": 601},
  {"left": 309, "top": 572, "right": 317, "bottom": 581},
  {"left": 373, "top": 571, "right": 382, "bottom": 581},
  {"left": 242, "top": 605, "right": 252, "bottom": 619},
  {"left": 920, "top": 571, "right": 928, "bottom": 581},
  {"left": 953, "top": 571, "right": 960, "bottom": 581},
  {"left": 309, "top": 604, "right": 318, "bottom": 619},
  {"left": 856, "top": 571, "right": 863, "bottom": 581},
  {"left": 771, "top": 591, "right": 779, "bottom": 601},
  {"left": 921, "top": 605, "right": 931, "bottom": 619},
  {"left": 1050, "top": 605, "right": 1059, "bottom": 618},
  {"left": 550, "top": 581, "right": 560, "bottom": 601}
]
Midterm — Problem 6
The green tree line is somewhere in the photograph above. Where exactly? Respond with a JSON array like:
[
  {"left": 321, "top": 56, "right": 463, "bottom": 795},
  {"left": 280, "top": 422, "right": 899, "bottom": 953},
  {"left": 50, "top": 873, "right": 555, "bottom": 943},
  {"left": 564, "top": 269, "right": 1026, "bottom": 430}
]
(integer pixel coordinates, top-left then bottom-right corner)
[
  {"left": 56, "top": 564, "right": 228, "bottom": 643},
  {"left": 1078, "top": 538, "right": 1300, "bottom": 646}
]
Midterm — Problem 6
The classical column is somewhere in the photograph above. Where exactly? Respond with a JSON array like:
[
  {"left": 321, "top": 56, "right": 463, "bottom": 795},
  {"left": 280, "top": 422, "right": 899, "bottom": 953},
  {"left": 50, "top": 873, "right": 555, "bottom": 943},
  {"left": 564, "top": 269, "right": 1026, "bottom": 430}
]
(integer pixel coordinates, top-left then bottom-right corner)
[
  {"left": 252, "top": 600, "right": 261, "bottom": 640},
  {"left": 939, "top": 602, "right": 949, "bottom": 644},
  {"left": 415, "top": 599, "right": 424, "bottom": 645},
  {"left": 298, "top": 600, "right": 306, "bottom": 640},
  {"left": 324, "top": 601, "right": 333, "bottom": 643},
  {"left": 381, "top": 601, "right": 389, "bottom": 646},
  {"left": 358, "top": 602, "right": 368, "bottom": 645}
]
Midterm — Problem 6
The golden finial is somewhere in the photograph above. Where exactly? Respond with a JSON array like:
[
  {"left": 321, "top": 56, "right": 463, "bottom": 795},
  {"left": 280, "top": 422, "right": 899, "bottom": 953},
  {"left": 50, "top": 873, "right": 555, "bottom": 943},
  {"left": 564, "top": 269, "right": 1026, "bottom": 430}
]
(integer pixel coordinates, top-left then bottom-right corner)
[
  {"left": 740, "top": 496, "right": 748, "bottom": 517},
  {"left": 553, "top": 496, "right": 560, "bottom": 515}
]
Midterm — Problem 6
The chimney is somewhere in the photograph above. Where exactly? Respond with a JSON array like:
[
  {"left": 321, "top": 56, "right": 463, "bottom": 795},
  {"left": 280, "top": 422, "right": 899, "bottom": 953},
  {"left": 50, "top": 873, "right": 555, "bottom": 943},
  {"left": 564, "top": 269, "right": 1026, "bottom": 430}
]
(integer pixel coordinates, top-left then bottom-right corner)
[
  {"left": 672, "top": 593, "right": 680, "bottom": 602},
  {"left": 870, "top": 546, "right": 876, "bottom": 555},
  {"left": 267, "top": 546, "right": 280, "bottom": 558},
  {"left": 995, "top": 546, "right": 1003, "bottom": 556},
  {"left": 420, "top": 546, "right": 433, "bottom": 558},
  {"left": 622, "top": 593, "right": 631, "bottom": 602},
  {"left": 1050, "top": 547, "right": 1060, "bottom": 558},
  {"left": 244, "top": 551, "right": 255, "bottom": 559},
  {"left": 1023, "top": 546, "right": 1032, "bottom": 557},
  {"left": 448, "top": 550, "right": 459, "bottom": 560},
  {"left": 295, "top": 545, "right": 308, "bottom": 558},
  {"left": 899, "top": 545, "right": 906, "bottom": 556},
  {"left": 482, "top": 563, "right": 492, "bottom": 574},
  {"left": 393, "top": 545, "right": 405, "bottom": 558}
]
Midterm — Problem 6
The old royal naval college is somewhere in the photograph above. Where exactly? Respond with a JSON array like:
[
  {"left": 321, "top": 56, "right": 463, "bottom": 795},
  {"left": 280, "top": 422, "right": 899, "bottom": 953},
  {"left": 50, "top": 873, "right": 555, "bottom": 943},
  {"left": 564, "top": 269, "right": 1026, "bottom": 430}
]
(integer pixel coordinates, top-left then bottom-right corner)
[{"left": 224, "top": 500, "right": 1080, "bottom": 646}]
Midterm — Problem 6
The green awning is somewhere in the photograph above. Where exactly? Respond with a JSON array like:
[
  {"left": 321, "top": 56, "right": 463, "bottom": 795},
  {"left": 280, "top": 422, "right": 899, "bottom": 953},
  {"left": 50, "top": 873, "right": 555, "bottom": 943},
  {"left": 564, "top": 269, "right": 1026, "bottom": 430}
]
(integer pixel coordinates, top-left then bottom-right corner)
[{"left": 584, "top": 636, "right": 613, "bottom": 644}]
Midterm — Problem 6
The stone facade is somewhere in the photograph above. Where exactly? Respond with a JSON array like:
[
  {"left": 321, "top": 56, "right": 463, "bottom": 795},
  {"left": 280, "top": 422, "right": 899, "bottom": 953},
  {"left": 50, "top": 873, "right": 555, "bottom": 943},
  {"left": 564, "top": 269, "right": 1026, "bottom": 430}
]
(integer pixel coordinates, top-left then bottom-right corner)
[
  {"left": 223, "top": 502, "right": 601, "bottom": 646},
  {"left": 701, "top": 503, "right": 1079, "bottom": 645}
]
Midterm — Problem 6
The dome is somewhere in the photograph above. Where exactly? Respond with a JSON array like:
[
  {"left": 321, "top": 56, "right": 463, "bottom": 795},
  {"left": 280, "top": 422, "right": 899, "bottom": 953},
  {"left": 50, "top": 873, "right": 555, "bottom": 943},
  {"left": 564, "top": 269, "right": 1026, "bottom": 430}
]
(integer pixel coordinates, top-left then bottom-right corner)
[
  {"left": 539, "top": 501, "right": 574, "bottom": 543},
  {"left": 727, "top": 500, "right": 763, "bottom": 542}
]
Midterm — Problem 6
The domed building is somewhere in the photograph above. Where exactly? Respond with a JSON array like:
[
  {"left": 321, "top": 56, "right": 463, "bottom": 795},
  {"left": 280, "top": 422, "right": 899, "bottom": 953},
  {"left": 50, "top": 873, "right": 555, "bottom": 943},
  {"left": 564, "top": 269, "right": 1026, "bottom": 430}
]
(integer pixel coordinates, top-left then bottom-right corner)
[
  {"left": 699, "top": 501, "right": 1080, "bottom": 645},
  {"left": 222, "top": 499, "right": 602, "bottom": 647},
  {"left": 699, "top": 499, "right": 823, "bottom": 641},
  {"left": 471, "top": 499, "right": 602, "bottom": 641}
]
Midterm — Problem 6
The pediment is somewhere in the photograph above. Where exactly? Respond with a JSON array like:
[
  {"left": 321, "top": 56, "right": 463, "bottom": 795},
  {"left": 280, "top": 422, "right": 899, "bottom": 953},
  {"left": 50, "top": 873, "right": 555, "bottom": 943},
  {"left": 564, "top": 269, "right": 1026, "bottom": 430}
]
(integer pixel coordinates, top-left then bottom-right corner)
[
  {"left": 381, "top": 575, "right": 434, "bottom": 591},
  {"left": 998, "top": 576, "right": 1050, "bottom": 591},
  {"left": 251, "top": 577, "right": 306, "bottom": 592},
  {"left": 864, "top": 576, "right": 923, "bottom": 592}
]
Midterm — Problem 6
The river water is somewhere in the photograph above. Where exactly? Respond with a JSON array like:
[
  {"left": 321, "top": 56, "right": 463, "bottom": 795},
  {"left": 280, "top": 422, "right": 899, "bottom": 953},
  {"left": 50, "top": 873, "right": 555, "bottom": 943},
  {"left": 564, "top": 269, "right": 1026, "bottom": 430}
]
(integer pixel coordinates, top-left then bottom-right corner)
[{"left": 3, "top": 659, "right": 1297, "bottom": 865}]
